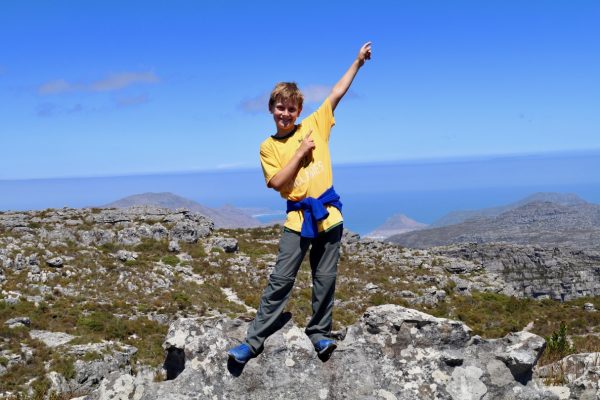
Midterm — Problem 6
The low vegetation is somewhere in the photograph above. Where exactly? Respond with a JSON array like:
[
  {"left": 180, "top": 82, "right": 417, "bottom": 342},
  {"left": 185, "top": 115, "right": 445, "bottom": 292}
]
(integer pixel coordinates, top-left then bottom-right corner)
[{"left": 1, "top": 212, "right": 599, "bottom": 397}]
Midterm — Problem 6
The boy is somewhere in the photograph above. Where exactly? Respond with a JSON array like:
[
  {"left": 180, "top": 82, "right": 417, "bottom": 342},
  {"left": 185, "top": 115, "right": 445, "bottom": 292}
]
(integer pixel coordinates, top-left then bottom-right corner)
[{"left": 228, "top": 42, "right": 372, "bottom": 364}]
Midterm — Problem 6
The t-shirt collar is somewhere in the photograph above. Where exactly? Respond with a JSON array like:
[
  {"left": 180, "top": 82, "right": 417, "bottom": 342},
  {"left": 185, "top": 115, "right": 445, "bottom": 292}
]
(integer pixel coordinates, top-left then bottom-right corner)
[{"left": 271, "top": 125, "right": 298, "bottom": 140}]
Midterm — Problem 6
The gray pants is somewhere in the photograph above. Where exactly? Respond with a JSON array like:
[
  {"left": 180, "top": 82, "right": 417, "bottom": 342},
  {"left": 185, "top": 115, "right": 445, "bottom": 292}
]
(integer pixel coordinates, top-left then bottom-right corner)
[{"left": 245, "top": 224, "right": 343, "bottom": 354}]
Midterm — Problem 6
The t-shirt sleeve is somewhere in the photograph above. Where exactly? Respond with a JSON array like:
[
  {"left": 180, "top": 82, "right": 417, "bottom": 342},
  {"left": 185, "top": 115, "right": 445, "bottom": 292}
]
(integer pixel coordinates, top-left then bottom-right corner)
[
  {"left": 304, "top": 98, "right": 336, "bottom": 142},
  {"left": 259, "top": 141, "right": 280, "bottom": 186}
]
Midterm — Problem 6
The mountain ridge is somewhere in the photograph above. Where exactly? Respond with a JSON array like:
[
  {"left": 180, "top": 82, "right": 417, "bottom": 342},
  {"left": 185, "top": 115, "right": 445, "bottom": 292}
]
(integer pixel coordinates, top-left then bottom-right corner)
[
  {"left": 432, "top": 192, "right": 588, "bottom": 227},
  {"left": 387, "top": 194, "right": 600, "bottom": 249},
  {"left": 101, "top": 192, "right": 262, "bottom": 229}
]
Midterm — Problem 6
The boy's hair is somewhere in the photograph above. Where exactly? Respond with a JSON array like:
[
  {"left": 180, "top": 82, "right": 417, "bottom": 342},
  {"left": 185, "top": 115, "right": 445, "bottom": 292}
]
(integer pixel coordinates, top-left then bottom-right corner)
[{"left": 268, "top": 82, "right": 304, "bottom": 112}]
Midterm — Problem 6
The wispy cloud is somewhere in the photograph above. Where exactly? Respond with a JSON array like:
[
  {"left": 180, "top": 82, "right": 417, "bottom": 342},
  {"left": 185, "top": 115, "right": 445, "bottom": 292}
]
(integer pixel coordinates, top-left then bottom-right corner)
[
  {"left": 239, "top": 93, "right": 269, "bottom": 114},
  {"left": 216, "top": 162, "right": 247, "bottom": 169},
  {"left": 239, "top": 83, "right": 332, "bottom": 114},
  {"left": 302, "top": 84, "right": 331, "bottom": 103},
  {"left": 36, "top": 102, "right": 87, "bottom": 117},
  {"left": 39, "top": 79, "right": 72, "bottom": 94},
  {"left": 36, "top": 102, "right": 58, "bottom": 117},
  {"left": 38, "top": 71, "right": 159, "bottom": 95},
  {"left": 115, "top": 93, "right": 150, "bottom": 107},
  {"left": 90, "top": 72, "right": 158, "bottom": 92}
]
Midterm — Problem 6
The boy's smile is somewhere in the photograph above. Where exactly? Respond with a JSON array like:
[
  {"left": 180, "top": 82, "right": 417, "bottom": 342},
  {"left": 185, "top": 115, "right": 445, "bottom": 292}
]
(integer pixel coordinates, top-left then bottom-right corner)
[{"left": 272, "top": 100, "right": 301, "bottom": 136}]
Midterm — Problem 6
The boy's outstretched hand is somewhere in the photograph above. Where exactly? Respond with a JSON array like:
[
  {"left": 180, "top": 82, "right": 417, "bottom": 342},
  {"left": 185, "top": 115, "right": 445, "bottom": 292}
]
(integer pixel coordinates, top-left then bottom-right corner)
[
  {"left": 357, "top": 42, "right": 372, "bottom": 67},
  {"left": 328, "top": 41, "right": 373, "bottom": 111}
]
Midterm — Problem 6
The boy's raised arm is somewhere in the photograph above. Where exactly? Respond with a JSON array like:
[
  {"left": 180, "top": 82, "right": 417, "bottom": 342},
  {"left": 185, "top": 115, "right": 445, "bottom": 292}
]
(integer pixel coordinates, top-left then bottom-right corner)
[{"left": 327, "top": 42, "right": 372, "bottom": 112}]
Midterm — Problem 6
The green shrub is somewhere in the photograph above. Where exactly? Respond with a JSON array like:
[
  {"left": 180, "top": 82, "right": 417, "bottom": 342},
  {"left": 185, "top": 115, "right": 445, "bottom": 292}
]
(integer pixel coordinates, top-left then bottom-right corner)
[
  {"left": 78, "top": 312, "right": 110, "bottom": 332},
  {"left": 135, "top": 238, "right": 168, "bottom": 254},
  {"left": 51, "top": 355, "right": 76, "bottom": 380},
  {"left": 171, "top": 292, "right": 191, "bottom": 310},
  {"left": 161, "top": 255, "right": 179, "bottom": 266},
  {"left": 100, "top": 242, "right": 119, "bottom": 253},
  {"left": 181, "top": 243, "right": 207, "bottom": 259},
  {"left": 82, "top": 351, "right": 104, "bottom": 362},
  {"left": 541, "top": 322, "right": 574, "bottom": 364}
]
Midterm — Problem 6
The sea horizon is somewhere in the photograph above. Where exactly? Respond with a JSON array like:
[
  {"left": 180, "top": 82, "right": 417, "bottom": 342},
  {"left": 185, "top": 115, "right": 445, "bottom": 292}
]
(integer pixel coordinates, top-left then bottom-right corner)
[{"left": 2, "top": 150, "right": 599, "bottom": 235}]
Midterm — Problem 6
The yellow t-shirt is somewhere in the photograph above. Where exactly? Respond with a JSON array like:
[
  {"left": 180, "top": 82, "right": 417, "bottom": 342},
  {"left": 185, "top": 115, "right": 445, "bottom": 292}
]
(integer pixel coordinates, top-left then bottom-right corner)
[{"left": 260, "top": 99, "right": 343, "bottom": 233}]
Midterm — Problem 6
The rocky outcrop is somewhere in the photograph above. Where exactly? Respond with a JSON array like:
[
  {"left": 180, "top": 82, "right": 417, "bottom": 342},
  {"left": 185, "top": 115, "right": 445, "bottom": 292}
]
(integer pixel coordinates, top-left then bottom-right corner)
[
  {"left": 0, "top": 206, "right": 214, "bottom": 247},
  {"left": 535, "top": 352, "right": 600, "bottom": 400},
  {"left": 2, "top": 205, "right": 599, "bottom": 399},
  {"left": 89, "top": 305, "right": 558, "bottom": 400},
  {"left": 433, "top": 243, "right": 600, "bottom": 301},
  {"left": 102, "top": 192, "right": 263, "bottom": 229},
  {"left": 388, "top": 200, "right": 600, "bottom": 250},
  {"left": 210, "top": 236, "right": 239, "bottom": 253},
  {"left": 431, "top": 192, "right": 588, "bottom": 228}
]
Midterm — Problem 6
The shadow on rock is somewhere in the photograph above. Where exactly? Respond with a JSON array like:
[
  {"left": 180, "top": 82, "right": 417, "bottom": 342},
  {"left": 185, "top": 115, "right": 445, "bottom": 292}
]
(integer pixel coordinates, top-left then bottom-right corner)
[
  {"left": 164, "top": 347, "right": 185, "bottom": 380},
  {"left": 227, "top": 356, "right": 246, "bottom": 376}
]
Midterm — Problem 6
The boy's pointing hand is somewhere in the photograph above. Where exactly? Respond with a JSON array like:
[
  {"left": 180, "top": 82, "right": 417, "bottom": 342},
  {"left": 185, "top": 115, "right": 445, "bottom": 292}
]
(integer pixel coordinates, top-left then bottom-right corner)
[
  {"left": 297, "top": 130, "right": 315, "bottom": 158},
  {"left": 357, "top": 42, "right": 372, "bottom": 67}
]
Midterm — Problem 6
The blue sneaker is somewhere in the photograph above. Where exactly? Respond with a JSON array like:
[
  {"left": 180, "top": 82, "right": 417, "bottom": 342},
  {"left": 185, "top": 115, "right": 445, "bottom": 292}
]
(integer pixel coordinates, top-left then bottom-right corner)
[
  {"left": 314, "top": 339, "right": 337, "bottom": 356},
  {"left": 227, "top": 343, "right": 254, "bottom": 364}
]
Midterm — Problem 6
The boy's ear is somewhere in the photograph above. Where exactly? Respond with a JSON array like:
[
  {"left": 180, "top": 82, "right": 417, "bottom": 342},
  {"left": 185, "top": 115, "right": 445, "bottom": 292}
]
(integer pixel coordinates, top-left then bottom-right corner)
[{"left": 298, "top": 105, "right": 302, "bottom": 116}]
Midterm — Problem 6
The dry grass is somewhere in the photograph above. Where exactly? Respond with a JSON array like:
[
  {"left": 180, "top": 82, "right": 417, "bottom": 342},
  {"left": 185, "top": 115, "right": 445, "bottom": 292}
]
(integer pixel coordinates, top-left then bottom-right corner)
[{"left": 3, "top": 217, "right": 600, "bottom": 396}]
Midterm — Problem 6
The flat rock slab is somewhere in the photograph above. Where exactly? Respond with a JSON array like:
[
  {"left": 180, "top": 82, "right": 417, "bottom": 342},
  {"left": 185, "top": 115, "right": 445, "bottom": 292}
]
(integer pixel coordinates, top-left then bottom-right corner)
[{"left": 30, "top": 330, "right": 76, "bottom": 348}]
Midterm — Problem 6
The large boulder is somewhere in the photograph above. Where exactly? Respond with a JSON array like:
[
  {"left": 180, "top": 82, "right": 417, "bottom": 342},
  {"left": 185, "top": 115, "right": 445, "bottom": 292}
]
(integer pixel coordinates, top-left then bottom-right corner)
[{"left": 89, "top": 305, "right": 558, "bottom": 400}]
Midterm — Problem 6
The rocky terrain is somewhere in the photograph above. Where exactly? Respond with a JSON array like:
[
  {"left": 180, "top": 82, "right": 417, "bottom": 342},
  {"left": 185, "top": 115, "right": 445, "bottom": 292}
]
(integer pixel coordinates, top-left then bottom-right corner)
[
  {"left": 0, "top": 206, "right": 599, "bottom": 399},
  {"left": 102, "top": 192, "right": 263, "bottom": 228},
  {"left": 388, "top": 200, "right": 600, "bottom": 250},
  {"left": 94, "top": 306, "right": 559, "bottom": 400},
  {"left": 431, "top": 192, "right": 587, "bottom": 228}
]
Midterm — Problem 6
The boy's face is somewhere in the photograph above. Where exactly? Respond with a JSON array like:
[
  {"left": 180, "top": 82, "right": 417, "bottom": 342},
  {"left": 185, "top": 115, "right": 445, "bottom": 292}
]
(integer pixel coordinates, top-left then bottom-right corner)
[{"left": 271, "top": 99, "right": 301, "bottom": 134}]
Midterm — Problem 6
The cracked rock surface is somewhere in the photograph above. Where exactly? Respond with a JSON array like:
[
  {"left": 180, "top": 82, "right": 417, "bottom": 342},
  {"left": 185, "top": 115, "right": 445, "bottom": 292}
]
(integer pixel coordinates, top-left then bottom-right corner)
[{"left": 90, "top": 305, "right": 558, "bottom": 400}]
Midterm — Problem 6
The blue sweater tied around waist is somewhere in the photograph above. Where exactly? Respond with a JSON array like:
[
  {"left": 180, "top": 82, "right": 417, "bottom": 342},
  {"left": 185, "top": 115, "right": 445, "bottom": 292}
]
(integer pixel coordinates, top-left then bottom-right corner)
[{"left": 286, "top": 186, "right": 342, "bottom": 238}]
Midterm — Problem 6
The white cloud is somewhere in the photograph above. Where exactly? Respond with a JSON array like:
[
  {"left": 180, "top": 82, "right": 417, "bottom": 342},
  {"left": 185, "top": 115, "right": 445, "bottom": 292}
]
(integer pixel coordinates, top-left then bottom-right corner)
[
  {"left": 239, "top": 92, "right": 269, "bottom": 114},
  {"left": 39, "top": 79, "right": 73, "bottom": 94},
  {"left": 239, "top": 83, "right": 332, "bottom": 114},
  {"left": 90, "top": 72, "right": 158, "bottom": 92},
  {"left": 301, "top": 84, "right": 331, "bottom": 103},
  {"left": 35, "top": 102, "right": 85, "bottom": 117},
  {"left": 36, "top": 102, "right": 58, "bottom": 117},
  {"left": 115, "top": 93, "right": 150, "bottom": 107},
  {"left": 38, "top": 71, "right": 159, "bottom": 95},
  {"left": 216, "top": 162, "right": 247, "bottom": 169}
]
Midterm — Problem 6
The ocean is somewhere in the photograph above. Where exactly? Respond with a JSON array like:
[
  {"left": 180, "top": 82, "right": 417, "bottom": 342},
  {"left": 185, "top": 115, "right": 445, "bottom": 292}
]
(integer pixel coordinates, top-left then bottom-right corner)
[{"left": 2, "top": 151, "right": 600, "bottom": 235}]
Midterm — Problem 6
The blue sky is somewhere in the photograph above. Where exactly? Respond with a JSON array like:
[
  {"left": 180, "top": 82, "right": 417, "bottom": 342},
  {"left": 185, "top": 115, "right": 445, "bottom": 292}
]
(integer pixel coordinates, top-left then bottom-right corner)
[{"left": 1, "top": 0, "right": 599, "bottom": 179}]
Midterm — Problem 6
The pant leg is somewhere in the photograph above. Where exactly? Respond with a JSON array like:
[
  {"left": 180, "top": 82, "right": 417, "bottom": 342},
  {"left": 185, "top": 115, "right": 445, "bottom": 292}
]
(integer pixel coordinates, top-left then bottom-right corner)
[
  {"left": 245, "top": 229, "right": 309, "bottom": 353},
  {"left": 305, "top": 224, "right": 343, "bottom": 345}
]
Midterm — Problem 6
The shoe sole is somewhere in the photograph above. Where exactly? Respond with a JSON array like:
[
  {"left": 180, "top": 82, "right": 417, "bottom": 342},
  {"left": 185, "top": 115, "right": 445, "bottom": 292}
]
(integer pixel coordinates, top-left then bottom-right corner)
[{"left": 227, "top": 351, "right": 249, "bottom": 365}]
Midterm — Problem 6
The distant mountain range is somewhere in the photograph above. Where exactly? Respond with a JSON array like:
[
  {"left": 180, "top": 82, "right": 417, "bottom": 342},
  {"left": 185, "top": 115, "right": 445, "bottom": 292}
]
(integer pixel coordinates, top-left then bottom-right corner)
[
  {"left": 386, "top": 192, "right": 600, "bottom": 249},
  {"left": 431, "top": 192, "right": 587, "bottom": 227},
  {"left": 364, "top": 214, "right": 428, "bottom": 240},
  {"left": 101, "top": 192, "right": 263, "bottom": 229}
]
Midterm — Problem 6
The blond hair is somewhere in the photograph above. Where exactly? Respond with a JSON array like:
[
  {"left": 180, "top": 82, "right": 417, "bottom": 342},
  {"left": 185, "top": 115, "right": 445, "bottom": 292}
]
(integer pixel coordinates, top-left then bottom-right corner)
[{"left": 268, "top": 82, "right": 304, "bottom": 112}]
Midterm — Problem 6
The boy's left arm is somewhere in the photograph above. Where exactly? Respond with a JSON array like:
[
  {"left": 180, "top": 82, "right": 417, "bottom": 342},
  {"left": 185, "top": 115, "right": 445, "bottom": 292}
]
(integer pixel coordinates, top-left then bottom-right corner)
[{"left": 328, "top": 42, "right": 372, "bottom": 112}]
